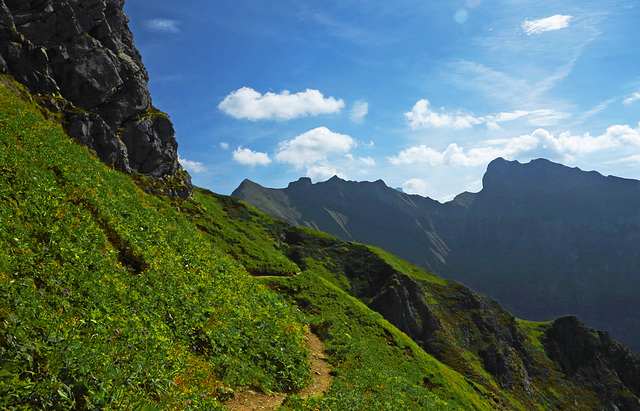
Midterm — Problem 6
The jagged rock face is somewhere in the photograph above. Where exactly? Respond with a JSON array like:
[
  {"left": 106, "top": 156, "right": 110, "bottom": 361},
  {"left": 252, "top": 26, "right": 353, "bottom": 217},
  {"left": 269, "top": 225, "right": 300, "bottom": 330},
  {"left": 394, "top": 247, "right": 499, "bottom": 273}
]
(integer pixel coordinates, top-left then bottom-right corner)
[
  {"left": 544, "top": 316, "right": 640, "bottom": 410},
  {"left": 0, "top": 0, "right": 192, "bottom": 197},
  {"left": 369, "top": 274, "right": 442, "bottom": 343}
]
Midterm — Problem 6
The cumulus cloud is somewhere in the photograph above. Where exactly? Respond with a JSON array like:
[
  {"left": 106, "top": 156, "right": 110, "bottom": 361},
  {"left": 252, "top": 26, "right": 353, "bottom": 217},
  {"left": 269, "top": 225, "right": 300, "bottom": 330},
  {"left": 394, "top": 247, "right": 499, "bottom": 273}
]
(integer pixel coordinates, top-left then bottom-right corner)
[
  {"left": 220, "top": 142, "right": 229, "bottom": 150},
  {"left": 389, "top": 124, "right": 640, "bottom": 166},
  {"left": 406, "top": 99, "right": 569, "bottom": 130},
  {"left": 275, "top": 127, "right": 356, "bottom": 169},
  {"left": 307, "top": 165, "right": 347, "bottom": 181},
  {"left": 178, "top": 156, "right": 207, "bottom": 173},
  {"left": 522, "top": 15, "right": 573, "bottom": 35},
  {"left": 218, "top": 88, "right": 345, "bottom": 121},
  {"left": 350, "top": 100, "right": 369, "bottom": 123},
  {"left": 232, "top": 147, "right": 272, "bottom": 167},
  {"left": 145, "top": 19, "right": 181, "bottom": 33},
  {"left": 624, "top": 93, "right": 640, "bottom": 106},
  {"left": 402, "top": 179, "right": 430, "bottom": 196},
  {"left": 406, "top": 99, "right": 482, "bottom": 129}
]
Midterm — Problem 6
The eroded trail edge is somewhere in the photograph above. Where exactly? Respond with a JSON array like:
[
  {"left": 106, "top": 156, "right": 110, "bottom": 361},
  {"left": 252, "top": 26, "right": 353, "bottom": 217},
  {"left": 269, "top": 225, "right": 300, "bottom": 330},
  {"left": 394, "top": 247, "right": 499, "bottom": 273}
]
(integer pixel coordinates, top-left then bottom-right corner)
[{"left": 225, "top": 327, "right": 332, "bottom": 410}]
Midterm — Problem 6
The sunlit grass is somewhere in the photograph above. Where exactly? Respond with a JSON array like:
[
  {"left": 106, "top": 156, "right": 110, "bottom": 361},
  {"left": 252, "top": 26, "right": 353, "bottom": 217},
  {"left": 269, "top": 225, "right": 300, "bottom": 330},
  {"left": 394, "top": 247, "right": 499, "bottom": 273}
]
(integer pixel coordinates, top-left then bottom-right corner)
[{"left": 0, "top": 79, "right": 309, "bottom": 409}]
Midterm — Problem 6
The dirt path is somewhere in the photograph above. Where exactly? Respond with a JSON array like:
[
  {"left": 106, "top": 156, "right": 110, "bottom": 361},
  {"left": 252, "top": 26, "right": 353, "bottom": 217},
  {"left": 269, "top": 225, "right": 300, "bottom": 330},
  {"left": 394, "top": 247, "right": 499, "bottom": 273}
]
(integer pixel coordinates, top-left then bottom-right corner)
[{"left": 225, "top": 327, "right": 332, "bottom": 410}]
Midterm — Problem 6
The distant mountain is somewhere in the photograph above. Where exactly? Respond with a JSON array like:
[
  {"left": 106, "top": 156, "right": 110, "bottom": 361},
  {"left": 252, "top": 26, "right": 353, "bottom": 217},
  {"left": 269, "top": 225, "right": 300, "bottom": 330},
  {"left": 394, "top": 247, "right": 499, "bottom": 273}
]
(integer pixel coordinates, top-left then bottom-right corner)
[
  {"left": 233, "top": 176, "right": 457, "bottom": 272},
  {"left": 233, "top": 158, "right": 640, "bottom": 353}
]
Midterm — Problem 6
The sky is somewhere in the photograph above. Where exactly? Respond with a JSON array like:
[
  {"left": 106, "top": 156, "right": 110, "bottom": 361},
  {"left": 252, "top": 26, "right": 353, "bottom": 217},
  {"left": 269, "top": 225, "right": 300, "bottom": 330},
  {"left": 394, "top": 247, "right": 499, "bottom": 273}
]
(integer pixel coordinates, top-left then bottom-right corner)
[{"left": 123, "top": 0, "right": 640, "bottom": 202}]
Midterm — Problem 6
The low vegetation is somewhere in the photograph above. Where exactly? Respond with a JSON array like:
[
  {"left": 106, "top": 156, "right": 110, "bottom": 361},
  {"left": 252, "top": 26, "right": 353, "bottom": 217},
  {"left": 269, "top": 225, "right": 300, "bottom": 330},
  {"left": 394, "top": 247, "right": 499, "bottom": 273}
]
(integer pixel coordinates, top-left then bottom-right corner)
[{"left": 0, "top": 75, "right": 633, "bottom": 410}]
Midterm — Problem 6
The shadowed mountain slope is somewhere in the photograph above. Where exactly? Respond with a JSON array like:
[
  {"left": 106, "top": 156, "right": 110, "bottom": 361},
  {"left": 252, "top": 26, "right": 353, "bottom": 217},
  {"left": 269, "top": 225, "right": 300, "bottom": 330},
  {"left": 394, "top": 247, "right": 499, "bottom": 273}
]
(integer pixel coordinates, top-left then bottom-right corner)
[{"left": 233, "top": 158, "right": 640, "bottom": 354}]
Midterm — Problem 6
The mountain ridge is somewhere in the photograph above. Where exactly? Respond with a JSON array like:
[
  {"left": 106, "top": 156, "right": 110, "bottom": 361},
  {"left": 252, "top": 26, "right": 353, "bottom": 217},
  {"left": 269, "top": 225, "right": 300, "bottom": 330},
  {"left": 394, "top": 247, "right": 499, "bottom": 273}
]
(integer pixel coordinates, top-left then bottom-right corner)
[{"left": 233, "top": 157, "right": 640, "bottom": 354}]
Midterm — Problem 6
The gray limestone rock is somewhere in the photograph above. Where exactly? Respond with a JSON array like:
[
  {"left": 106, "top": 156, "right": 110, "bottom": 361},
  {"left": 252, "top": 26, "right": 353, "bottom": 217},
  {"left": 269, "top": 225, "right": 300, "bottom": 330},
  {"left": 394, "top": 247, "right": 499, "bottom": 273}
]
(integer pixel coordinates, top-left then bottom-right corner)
[{"left": 0, "top": 0, "right": 192, "bottom": 198}]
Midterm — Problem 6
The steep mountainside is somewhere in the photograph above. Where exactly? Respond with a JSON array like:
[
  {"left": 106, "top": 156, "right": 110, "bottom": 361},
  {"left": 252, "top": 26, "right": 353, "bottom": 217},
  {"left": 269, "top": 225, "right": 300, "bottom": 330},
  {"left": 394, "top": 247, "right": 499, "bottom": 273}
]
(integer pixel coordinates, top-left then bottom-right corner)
[
  {"left": 0, "top": 0, "right": 192, "bottom": 197},
  {"left": 442, "top": 158, "right": 640, "bottom": 353},
  {"left": 233, "top": 158, "right": 640, "bottom": 354},
  {"left": 2, "top": 80, "right": 640, "bottom": 409},
  {"left": 233, "top": 176, "right": 457, "bottom": 272},
  {"left": 3, "top": 2, "right": 640, "bottom": 409}
]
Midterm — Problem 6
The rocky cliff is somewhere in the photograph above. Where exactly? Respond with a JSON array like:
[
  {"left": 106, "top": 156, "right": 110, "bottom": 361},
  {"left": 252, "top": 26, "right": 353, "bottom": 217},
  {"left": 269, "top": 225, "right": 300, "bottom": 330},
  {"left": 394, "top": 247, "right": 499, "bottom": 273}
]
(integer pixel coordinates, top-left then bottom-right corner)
[{"left": 0, "top": 0, "right": 192, "bottom": 197}]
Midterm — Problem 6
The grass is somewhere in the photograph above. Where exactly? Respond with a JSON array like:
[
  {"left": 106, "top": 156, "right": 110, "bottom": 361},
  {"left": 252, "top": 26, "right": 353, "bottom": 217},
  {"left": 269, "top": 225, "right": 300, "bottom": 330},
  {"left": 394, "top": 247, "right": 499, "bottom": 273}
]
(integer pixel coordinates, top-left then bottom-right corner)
[
  {"left": 0, "top": 79, "right": 309, "bottom": 409},
  {"left": 0, "top": 74, "right": 621, "bottom": 410}
]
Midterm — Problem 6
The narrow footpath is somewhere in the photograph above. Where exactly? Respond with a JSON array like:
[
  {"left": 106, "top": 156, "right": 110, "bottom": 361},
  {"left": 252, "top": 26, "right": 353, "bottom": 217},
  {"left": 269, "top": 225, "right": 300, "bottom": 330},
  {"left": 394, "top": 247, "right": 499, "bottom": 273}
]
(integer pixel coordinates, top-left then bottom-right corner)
[{"left": 225, "top": 327, "right": 332, "bottom": 410}]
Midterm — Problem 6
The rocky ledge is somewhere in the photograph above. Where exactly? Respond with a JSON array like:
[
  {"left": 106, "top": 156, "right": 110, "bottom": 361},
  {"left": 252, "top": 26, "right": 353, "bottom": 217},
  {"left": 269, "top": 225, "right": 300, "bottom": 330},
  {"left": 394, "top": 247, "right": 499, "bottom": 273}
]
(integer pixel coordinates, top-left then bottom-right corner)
[{"left": 0, "top": 0, "right": 192, "bottom": 198}]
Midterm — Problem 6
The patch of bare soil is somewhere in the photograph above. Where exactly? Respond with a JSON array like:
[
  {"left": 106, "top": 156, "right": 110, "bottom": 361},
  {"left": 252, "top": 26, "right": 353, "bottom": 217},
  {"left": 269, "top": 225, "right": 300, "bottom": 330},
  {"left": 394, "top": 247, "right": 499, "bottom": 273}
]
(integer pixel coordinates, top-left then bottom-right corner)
[{"left": 225, "top": 327, "right": 332, "bottom": 410}]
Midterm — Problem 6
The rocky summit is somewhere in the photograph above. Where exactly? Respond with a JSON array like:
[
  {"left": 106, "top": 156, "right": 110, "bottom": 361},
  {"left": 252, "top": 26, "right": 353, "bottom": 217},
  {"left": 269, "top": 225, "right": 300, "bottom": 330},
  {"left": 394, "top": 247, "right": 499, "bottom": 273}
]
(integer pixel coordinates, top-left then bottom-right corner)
[{"left": 0, "top": 0, "right": 192, "bottom": 197}]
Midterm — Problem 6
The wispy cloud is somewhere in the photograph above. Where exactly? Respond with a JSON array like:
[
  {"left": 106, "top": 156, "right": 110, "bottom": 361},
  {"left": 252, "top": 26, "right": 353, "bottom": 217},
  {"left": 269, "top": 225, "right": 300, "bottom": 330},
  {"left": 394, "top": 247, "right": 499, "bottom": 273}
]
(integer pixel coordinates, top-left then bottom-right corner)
[
  {"left": 145, "top": 19, "right": 181, "bottom": 34},
  {"left": 624, "top": 92, "right": 640, "bottom": 105},
  {"left": 405, "top": 99, "right": 569, "bottom": 130},
  {"left": 617, "top": 154, "right": 640, "bottom": 164},
  {"left": 232, "top": 147, "right": 272, "bottom": 167},
  {"left": 522, "top": 15, "right": 573, "bottom": 35},
  {"left": 275, "top": 127, "right": 355, "bottom": 169},
  {"left": 218, "top": 88, "right": 344, "bottom": 121},
  {"left": 178, "top": 156, "right": 206, "bottom": 173},
  {"left": 350, "top": 100, "right": 369, "bottom": 123},
  {"left": 360, "top": 157, "right": 376, "bottom": 166},
  {"left": 390, "top": 124, "right": 640, "bottom": 167}
]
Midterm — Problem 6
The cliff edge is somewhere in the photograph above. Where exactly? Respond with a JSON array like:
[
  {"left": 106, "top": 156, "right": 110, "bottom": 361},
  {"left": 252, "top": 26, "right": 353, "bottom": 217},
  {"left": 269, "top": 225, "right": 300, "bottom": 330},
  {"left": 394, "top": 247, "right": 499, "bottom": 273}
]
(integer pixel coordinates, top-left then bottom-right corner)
[{"left": 0, "top": 0, "right": 192, "bottom": 197}]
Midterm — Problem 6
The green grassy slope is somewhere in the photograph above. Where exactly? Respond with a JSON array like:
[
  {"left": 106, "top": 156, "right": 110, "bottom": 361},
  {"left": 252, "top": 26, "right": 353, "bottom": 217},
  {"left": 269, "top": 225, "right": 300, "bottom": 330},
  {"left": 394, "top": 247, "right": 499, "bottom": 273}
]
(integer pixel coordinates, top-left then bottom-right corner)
[
  {"left": 0, "top": 76, "right": 629, "bottom": 410},
  {"left": 0, "top": 79, "right": 309, "bottom": 409},
  {"left": 0, "top": 78, "right": 476, "bottom": 409}
]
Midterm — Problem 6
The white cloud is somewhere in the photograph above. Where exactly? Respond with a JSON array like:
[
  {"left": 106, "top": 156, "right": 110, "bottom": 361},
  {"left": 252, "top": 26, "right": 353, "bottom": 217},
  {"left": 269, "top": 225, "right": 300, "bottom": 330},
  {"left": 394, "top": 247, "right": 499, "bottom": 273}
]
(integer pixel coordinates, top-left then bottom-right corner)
[
  {"left": 522, "top": 15, "right": 573, "bottom": 35},
  {"left": 218, "top": 87, "right": 345, "bottom": 121},
  {"left": 145, "top": 19, "right": 181, "bottom": 33},
  {"left": 405, "top": 99, "right": 482, "bottom": 129},
  {"left": 624, "top": 93, "right": 640, "bottom": 105},
  {"left": 220, "top": 142, "right": 230, "bottom": 150},
  {"left": 232, "top": 147, "right": 272, "bottom": 167},
  {"left": 360, "top": 157, "right": 376, "bottom": 166},
  {"left": 406, "top": 99, "right": 569, "bottom": 130},
  {"left": 178, "top": 156, "right": 207, "bottom": 174},
  {"left": 307, "top": 165, "right": 347, "bottom": 182},
  {"left": 389, "top": 124, "right": 640, "bottom": 166},
  {"left": 350, "top": 100, "right": 369, "bottom": 123},
  {"left": 402, "top": 178, "right": 430, "bottom": 196},
  {"left": 275, "top": 127, "right": 356, "bottom": 169},
  {"left": 617, "top": 155, "right": 640, "bottom": 164}
]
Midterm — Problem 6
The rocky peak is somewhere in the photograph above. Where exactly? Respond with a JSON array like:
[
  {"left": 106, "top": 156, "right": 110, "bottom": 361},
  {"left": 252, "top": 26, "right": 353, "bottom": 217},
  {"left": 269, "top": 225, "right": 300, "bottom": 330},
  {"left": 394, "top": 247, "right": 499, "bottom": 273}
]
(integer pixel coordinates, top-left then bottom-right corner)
[
  {"left": 286, "top": 177, "right": 312, "bottom": 189},
  {"left": 0, "top": 0, "right": 192, "bottom": 198}
]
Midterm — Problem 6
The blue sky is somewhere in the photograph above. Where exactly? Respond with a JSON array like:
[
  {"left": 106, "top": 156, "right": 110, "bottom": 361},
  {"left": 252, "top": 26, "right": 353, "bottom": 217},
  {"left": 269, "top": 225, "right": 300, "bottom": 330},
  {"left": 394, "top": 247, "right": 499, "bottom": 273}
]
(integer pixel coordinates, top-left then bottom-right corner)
[{"left": 124, "top": 0, "right": 640, "bottom": 201}]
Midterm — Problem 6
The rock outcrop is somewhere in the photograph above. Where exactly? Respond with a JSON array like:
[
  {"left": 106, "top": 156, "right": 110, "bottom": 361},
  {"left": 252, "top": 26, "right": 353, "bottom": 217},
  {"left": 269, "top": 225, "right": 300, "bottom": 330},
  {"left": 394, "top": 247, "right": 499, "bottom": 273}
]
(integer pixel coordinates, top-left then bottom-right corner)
[
  {"left": 544, "top": 316, "right": 640, "bottom": 410},
  {"left": 0, "top": 0, "right": 192, "bottom": 198},
  {"left": 275, "top": 225, "right": 640, "bottom": 409}
]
